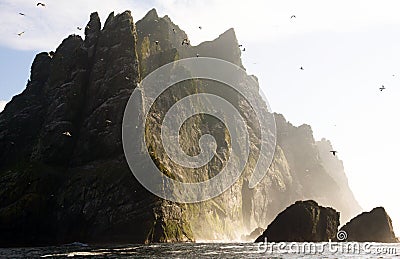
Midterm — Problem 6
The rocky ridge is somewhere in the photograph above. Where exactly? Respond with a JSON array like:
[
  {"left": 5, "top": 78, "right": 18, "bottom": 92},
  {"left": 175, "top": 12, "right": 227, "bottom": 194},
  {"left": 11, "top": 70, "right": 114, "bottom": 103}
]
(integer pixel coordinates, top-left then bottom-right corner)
[{"left": 0, "top": 9, "right": 361, "bottom": 246}]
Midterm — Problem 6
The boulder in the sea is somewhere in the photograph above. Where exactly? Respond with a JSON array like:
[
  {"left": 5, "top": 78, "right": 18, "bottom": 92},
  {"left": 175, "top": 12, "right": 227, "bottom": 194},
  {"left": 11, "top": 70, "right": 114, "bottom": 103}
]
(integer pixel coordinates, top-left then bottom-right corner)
[
  {"left": 255, "top": 200, "right": 340, "bottom": 242},
  {"left": 339, "top": 207, "right": 398, "bottom": 243}
]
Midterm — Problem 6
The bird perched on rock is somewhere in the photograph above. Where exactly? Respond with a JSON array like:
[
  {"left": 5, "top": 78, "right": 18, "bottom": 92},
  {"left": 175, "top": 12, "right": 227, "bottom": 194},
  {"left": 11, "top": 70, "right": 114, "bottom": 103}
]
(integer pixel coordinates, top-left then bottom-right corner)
[
  {"left": 181, "top": 38, "right": 190, "bottom": 45},
  {"left": 154, "top": 40, "right": 159, "bottom": 45},
  {"left": 62, "top": 132, "right": 72, "bottom": 137}
]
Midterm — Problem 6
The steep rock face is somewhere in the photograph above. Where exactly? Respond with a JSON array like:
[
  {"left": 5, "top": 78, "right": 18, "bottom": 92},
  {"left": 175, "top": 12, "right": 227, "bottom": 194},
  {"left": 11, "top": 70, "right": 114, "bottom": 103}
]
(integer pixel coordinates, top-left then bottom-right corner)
[
  {"left": 0, "top": 11, "right": 192, "bottom": 247},
  {"left": 0, "top": 9, "right": 361, "bottom": 246},
  {"left": 255, "top": 200, "right": 340, "bottom": 242},
  {"left": 316, "top": 138, "right": 362, "bottom": 222},
  {"left": 340, "top": 207, "right": 398, "bottom": 243}
]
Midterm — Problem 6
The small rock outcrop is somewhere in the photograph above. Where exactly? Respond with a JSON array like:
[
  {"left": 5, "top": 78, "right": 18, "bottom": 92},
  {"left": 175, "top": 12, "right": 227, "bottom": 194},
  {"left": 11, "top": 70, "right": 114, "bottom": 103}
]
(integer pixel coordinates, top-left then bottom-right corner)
[
  {"left": 255, "top": 200, "right": 340, "bottom": 242},
  {"left": 340, "top": 207, "right": 398, "bottom": 243}
]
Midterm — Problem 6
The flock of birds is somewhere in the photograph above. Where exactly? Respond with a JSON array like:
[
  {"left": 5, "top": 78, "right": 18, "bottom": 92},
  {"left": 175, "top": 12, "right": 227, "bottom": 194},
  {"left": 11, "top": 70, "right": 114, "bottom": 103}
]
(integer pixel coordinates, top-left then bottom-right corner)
[{"left": 13, "top": 8, "right": 391, "bottom": 158}]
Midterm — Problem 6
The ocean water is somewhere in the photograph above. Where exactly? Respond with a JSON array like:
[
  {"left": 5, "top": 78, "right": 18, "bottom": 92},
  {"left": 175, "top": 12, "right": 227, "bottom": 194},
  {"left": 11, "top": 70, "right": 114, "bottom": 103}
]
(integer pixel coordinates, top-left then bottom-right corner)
[{"left": 0, "top": 242, "right": 399, "bottom": 258}]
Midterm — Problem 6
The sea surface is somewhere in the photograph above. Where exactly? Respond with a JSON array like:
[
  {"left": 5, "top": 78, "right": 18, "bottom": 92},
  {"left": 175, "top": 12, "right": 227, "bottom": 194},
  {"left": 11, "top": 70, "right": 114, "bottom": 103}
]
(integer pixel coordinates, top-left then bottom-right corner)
[{"left": 0, "top": 242, "right": 399, "bottom": 258}]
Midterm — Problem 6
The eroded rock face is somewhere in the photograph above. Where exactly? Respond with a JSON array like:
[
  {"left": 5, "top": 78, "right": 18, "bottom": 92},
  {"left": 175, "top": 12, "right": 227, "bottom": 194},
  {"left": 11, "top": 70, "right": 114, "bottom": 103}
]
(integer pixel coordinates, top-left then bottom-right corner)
[
  {"left": 255, "top": 200, "right": 340, "bottom": 242},
  {"left": 0, "top": 8, "right": 361, "bottom": 246},
  {"left": 340, "top": 207, "right": 398, "bottom": 243}
]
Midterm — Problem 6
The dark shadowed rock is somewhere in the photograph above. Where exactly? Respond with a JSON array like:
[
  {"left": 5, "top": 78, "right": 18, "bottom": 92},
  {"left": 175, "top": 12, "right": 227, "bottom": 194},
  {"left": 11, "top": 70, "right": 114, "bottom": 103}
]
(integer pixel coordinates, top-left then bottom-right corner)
[
  {"left": 0, "top": 8, "right": 362, "bottom": 246},
  {"left": 255, "top": 200, "right": 340, "bottom": 242},
  {"left": 340, "top": 207, "right": 398, "bottom": 243}
]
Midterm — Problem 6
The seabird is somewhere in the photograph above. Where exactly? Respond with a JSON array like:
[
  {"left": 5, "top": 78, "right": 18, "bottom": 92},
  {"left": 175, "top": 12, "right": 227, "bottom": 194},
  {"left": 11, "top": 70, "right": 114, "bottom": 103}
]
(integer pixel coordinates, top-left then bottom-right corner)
[
  {"left": 291, "top": 15, "right": 296, "bottom": 19},
  {"left": 172, "top": 28, "right": 176, "bottom": 33},
  {"left": 62, "top": 132, "right": 72, "bottom": 137},
  {"left": 196, "top": 54, "right": 199, "bottom": 57},
  {"left": 181, "top": 38, "right": 190, "bottom": 45},
  {"left": 242, "top": 48, "right": 246, "bottom": 51},
  {"left": 379, "top": 85, "right": 386, "bottom": 91},
  {"left": 199, "top": 26, "right": 202, "bottom": 30},
  {"left": 330, "top": 150, "right": 338, "bottom": 156},
  {"left": 154, "top": 40, "right": 159, "bottom": 45},
  {"left": 125, "top": 76, "right": 130, "bottom": 80},
  {"left": 19, "top": 13, "right": 25, "bottom": 16},
  {"left": 238, "top": 44, "right": 243, "bottom": 47},
  {"left": 300, "top": 66, "right": 304, "bottom": 70},
  {"left": 36, "top": 2, "right": 45, "bottom": 7},
  {"left": 77, "top": 27, "right": 82, "bottom": 30},
  {"left": 105, "top": 120, "right": 112, "bottom": 124},
  {"left": 17, "top": 31, "right": 25, "bottom": 36}
]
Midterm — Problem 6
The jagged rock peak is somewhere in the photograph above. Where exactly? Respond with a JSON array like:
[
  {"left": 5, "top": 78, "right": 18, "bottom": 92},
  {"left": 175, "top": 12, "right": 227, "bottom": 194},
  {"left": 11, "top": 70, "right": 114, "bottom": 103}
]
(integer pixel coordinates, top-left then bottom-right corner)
[
  {"left": 143, "top": 8, "right": 159, "bottom": 20},
  {"left": 103, "top": 10, "right": 135, "bottom": 32},
  {"left": 85, "top": 12, "right": 101, "bottom": 36},
  {"left": 30, "top": 52, "right": 52, "bottom": 83}
]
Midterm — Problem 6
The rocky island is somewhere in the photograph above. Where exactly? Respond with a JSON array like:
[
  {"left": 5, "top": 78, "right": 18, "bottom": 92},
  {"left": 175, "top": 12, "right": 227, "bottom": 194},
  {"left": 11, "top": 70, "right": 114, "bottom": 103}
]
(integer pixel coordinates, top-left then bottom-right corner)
[{"left": 0, "top": 9, "right": 361, "bottom": 246}]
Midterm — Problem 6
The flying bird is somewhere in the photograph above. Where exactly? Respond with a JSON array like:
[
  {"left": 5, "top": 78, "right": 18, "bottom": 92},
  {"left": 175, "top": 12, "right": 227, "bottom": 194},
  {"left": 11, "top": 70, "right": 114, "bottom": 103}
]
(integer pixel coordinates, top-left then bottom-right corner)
[
  {"left": 238, "top": 44, "right": 243, "bottom": 47},
  {"left": 199, "top": 26, "right": 202, "bottom": 30},
  {"left": 330, "top": 150, "right": 338, "bottom": 156},
  {"left": 291, "top": 15, "right": 296, "bottom": 19},
  {"left": 379, "top": 85, "right": 386, "bottom": 91},
  {"left": 77, "top": 27, "right": 82, "bottom": 30},
  {"left": 300, "top": 66, "right": 304, "bottom": 70},
  {"left": 36, "top": 2, "right": 45, "bottom": 7},
  {"left": 62, "top": 132, "right": 72, "bottom": 137},
  {"left": 242, "top": 48, "right": 246, "bottom": 51},
  {"left": 17, "top": 31, "right": 25, "bottom": 36},
  {"left": 19, "top": 12, "right": 25, "bottom": 16}
]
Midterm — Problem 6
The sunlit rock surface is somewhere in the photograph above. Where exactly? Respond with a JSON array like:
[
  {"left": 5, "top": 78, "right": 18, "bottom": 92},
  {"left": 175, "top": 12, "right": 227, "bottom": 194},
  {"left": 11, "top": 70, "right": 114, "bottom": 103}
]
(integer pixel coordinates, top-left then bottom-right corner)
[{"left": 0, "top": 9, "right": 360, "bottom": 246}]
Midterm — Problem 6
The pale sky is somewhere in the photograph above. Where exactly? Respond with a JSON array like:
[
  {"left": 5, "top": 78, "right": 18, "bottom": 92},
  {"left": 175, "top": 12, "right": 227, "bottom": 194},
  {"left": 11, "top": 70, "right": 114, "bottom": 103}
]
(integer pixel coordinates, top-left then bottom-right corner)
[{"left": 1, "top": 0, "right": 400, "bottom": 235}]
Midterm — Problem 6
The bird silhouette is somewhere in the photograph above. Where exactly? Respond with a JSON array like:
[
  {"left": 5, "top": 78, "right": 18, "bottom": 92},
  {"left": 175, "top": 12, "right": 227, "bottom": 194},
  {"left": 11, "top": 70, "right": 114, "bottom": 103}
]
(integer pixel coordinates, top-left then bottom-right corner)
[
  {"left": 300, "top": 66, "right": 304, "bottom": 70},
  {"left": 291, "top": 15, "right": 296, "bottom": 18},
  {"left": 36, "top": 2, "right": 45, "bottom": 7},
  {"left": 154, "top": 40, "right": 159, "bottom": 45},
  {"left": 238, "top": 44, "right": 243, "bottom": 47},
  {"left": 62, "top": 132, "right": 72, "bottom": 137},
  {"left": 199, "top": 26, "right": 202, "bottom": 30},
  {"left": 330, "top": 150, "right": 338, "bottom": 156},
  {"left": 77, "top": 27, "right": 82, "bottom": 30},
  {"left": 379, "top": 85, "right": 386, "bottom": 91},
  {"left": 242, "top": 48, "right": 246, "bottom": 51},
  {"left": 19, "top": 12, "right": 25, "bottom": 16},
  {"left": 17, "top": 31, "right": 25, "bottom": 36}
]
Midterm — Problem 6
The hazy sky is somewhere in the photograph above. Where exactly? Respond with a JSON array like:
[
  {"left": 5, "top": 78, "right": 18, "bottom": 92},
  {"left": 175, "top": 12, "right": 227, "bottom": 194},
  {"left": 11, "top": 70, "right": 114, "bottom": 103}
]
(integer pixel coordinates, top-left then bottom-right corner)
[{"left": 1, "top": 0, "right": 400, "bottom": 235}]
